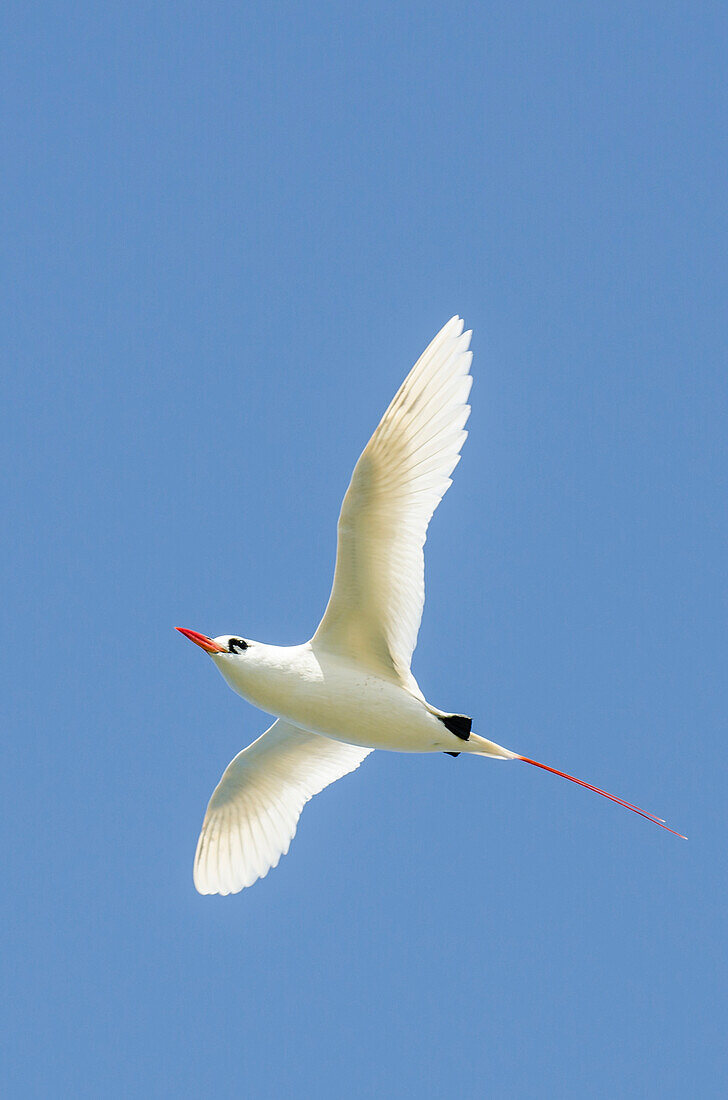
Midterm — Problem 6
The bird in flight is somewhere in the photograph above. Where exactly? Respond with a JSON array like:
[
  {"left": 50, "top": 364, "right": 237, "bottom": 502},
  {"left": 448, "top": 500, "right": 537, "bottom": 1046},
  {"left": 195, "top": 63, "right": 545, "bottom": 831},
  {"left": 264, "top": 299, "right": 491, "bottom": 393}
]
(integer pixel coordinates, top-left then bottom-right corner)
[{"left": 179, "top": 317, "right": 685, "bottom": 895}]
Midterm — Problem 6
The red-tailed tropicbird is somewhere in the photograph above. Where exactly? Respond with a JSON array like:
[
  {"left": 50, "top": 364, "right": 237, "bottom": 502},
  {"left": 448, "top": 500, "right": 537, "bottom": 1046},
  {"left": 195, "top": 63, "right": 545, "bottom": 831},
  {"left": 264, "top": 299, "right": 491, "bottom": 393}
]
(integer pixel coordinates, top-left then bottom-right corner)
[{"left": 179, "top": 317, "right": 684, "bottom": 895}]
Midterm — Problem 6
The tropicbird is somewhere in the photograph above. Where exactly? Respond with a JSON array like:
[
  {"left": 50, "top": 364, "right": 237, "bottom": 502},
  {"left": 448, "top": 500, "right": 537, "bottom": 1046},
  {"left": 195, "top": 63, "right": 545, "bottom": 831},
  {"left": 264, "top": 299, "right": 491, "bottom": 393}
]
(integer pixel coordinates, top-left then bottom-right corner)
[{"left": 179, "top": 316, "right": 684, "bottom": 895}]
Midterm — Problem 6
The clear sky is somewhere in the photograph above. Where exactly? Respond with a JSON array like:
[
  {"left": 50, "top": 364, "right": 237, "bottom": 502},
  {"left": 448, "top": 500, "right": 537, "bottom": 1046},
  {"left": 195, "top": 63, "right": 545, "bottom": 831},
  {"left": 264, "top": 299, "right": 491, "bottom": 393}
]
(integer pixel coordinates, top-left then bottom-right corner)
[{"left": 3, "top": 2, "right": 726, "bottom": 1097}]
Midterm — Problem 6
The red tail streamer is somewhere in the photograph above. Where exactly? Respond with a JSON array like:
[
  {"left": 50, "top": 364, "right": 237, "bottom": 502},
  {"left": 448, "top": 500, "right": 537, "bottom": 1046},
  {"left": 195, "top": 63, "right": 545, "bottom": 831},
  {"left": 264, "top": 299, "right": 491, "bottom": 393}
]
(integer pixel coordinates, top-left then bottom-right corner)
[{"left": 517, "top": 756, "right": 687, "bottom": 839}]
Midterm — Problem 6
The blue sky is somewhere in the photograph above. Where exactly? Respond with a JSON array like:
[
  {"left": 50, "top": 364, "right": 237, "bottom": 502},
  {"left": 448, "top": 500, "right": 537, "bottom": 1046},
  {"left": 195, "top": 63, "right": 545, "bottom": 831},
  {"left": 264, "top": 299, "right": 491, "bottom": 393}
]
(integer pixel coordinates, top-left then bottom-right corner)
[{"left": 3, "top": 2, "right": 726, "bottom": 1096}]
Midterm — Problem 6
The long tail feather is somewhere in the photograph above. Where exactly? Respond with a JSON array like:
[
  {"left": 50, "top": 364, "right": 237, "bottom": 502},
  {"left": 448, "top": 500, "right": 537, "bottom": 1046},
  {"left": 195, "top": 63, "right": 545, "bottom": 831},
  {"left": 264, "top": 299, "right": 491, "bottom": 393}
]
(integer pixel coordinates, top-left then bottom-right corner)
[{"left": 517, "top": 756, "right": 687, "bottom": 839}]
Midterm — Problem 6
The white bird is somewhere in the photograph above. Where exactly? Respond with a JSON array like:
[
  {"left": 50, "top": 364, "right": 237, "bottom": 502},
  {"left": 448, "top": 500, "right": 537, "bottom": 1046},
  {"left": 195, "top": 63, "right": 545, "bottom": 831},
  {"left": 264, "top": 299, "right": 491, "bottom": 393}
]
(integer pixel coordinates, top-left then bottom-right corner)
[{"left": 179, "top": 317, "right": 684, "bottom": 895}]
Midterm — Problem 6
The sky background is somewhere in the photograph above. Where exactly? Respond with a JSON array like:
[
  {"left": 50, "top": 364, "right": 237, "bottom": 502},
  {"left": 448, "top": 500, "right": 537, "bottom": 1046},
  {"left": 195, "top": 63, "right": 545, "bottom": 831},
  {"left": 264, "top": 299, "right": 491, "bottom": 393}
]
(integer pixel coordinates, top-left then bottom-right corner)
[{"left": 3, "top": 2, "right": 726, "bottom": 1096}]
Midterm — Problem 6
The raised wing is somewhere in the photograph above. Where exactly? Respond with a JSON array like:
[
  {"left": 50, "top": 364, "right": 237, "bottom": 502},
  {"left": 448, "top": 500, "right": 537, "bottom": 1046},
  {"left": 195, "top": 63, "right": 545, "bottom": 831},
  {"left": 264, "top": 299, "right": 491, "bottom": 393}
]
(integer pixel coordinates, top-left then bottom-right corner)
[
  {"left": 194, "top": 720, "right": 371, "bottom": 895},
  {"left": 313, "top": 316, "right": 473, "bottom": 682}
]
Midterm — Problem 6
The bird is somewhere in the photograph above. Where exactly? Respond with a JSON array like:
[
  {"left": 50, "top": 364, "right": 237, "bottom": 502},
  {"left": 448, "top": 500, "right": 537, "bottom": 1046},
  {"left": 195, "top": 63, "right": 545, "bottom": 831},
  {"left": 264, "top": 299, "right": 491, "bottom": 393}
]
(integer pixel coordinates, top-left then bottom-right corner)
[{"left": 178, "top": 316, "right": 685, "bottom": 895}]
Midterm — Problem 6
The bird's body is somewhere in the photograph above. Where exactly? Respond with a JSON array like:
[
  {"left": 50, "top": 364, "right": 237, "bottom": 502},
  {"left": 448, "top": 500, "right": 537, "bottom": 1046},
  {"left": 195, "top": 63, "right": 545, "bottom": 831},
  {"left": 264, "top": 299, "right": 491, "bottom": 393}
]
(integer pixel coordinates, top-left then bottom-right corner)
[
  {"left": 213, "top": 639, "right": 513, "bottom": 757},
  {"left": 179, "top": 315, "right": 683, "bottom": 895}
]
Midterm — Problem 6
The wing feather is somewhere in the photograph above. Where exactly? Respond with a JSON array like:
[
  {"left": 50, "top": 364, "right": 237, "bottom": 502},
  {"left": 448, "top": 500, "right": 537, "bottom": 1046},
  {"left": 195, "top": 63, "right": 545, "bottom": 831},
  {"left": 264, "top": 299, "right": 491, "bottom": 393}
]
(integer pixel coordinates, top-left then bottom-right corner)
[
  {"left": 194, "top": 719, "right": 371, "bottom": 895},
  {"left": 312, "top": 316, "right": 473, "bottom": 681}
]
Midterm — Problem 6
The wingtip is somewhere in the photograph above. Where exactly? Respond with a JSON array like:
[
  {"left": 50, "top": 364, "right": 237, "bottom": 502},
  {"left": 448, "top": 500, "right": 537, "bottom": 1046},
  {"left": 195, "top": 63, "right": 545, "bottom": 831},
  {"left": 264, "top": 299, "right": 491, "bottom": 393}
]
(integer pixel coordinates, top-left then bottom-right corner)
[{"left": 448, "top": 314, "right": 465, "bottom": 335}]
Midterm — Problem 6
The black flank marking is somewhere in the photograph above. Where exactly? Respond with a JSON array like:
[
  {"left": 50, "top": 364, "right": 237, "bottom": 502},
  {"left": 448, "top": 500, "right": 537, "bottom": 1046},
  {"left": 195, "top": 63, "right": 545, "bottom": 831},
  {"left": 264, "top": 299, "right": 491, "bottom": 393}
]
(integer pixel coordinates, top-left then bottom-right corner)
[
  {"left": 438, "top": 713, "right": 472, "bottom": 741},
  {"left": 444, "top": 751, "right": 461, "bottom": 758}
]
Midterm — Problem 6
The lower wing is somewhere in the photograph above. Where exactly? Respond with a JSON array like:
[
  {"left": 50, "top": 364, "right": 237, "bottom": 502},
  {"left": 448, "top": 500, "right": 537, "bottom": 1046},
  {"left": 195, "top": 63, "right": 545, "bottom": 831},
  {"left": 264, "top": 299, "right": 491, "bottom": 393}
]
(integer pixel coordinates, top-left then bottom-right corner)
[{"left": 194, "top": 719, "right": 372, "bottom": 895}]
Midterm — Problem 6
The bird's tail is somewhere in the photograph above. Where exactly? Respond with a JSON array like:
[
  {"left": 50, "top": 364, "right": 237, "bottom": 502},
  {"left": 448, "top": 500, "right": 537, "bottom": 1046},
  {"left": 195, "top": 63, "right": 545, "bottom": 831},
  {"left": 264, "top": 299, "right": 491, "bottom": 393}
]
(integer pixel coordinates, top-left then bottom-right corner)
[
  {"left": 467, "top": 735, "right": 685, "bottom": 837},
  {"left": 465, "top": 732, "right": 518, "bottom": 759},
  {"left": 515, "top": 753, "right": 687, "bottom": 838}
]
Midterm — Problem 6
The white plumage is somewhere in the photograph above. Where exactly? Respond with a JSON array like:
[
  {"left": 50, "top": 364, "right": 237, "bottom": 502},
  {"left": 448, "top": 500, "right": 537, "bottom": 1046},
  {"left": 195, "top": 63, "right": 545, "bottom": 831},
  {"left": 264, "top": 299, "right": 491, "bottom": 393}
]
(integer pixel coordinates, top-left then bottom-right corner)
[
  {"left": 188, "top": 317, "right": 487, "bottom": 895},
  {"left": 313, "top": 315, "right": 472, "bottom": 684},
  {"left": 194, "top": 720, "right": 371, "bottom": 895}
]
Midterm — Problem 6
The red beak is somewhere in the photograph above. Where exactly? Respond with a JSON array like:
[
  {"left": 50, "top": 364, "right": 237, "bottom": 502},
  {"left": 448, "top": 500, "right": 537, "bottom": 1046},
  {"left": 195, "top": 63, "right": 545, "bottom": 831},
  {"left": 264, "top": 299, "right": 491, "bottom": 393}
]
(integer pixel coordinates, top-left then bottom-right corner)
[{"left": 176, "top": 627, "right": 227, "bottom": 653}]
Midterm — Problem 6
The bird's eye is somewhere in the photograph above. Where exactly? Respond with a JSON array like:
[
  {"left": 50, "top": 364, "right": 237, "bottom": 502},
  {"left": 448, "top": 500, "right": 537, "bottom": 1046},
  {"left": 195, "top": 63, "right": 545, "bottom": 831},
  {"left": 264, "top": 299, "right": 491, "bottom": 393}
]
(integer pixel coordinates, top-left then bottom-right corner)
[{"left": 228, "top": 638, "right": 248, "bottom": 654}]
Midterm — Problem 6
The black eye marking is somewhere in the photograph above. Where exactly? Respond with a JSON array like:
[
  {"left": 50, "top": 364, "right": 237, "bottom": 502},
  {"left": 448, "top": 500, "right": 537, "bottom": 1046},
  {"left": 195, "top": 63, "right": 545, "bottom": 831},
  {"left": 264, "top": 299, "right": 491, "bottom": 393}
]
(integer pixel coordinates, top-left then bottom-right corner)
[{"left": 228, "top": 638, "right": 248, "bottom": 654}]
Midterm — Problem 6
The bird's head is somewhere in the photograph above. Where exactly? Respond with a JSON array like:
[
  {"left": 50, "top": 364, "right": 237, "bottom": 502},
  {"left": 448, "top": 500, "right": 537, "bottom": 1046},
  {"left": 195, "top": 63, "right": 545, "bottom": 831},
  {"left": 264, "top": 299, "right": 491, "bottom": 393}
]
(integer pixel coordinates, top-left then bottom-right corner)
[
  {"left": 176, "top": 627, "right": 268, "bottom": 700},
  {"left": 176, "top": 628, "right": 250, "bottom": 657}
]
